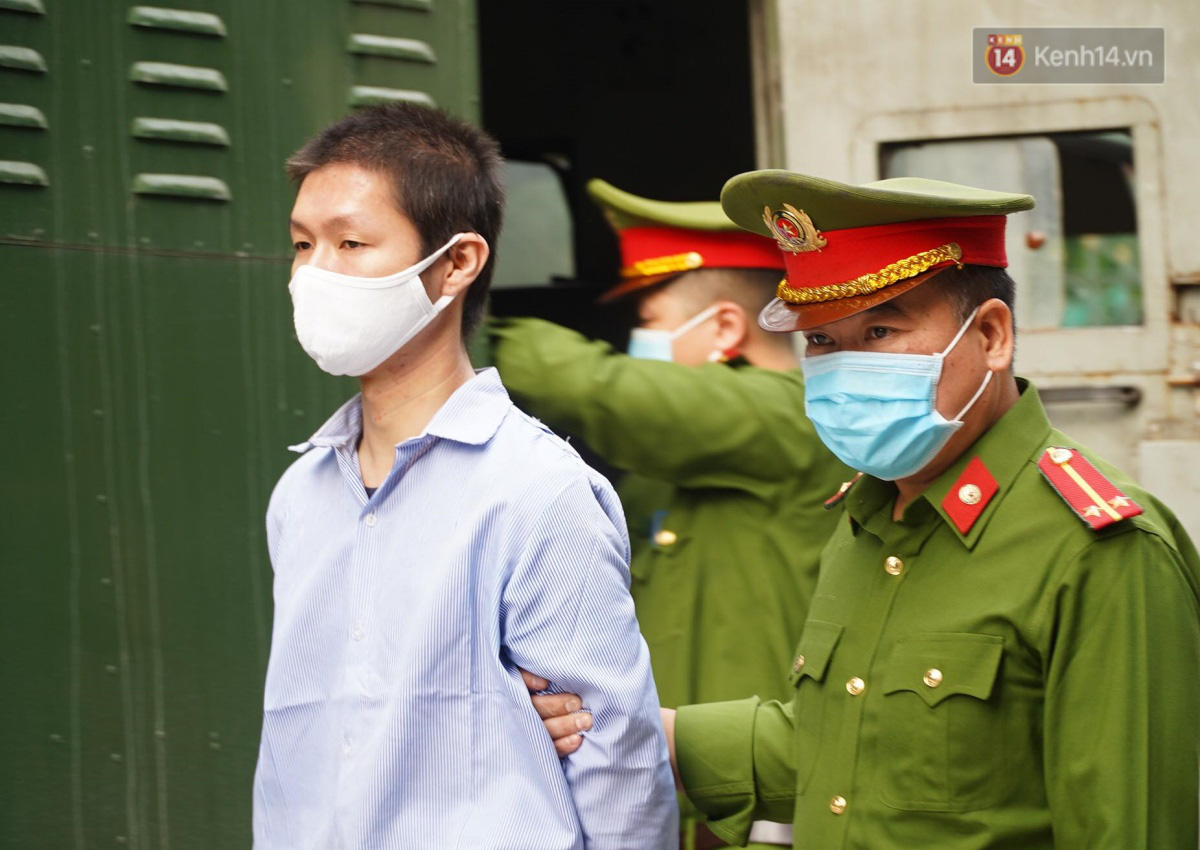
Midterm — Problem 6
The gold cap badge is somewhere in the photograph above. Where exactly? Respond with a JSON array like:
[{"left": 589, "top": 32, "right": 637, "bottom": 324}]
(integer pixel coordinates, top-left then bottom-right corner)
[{"left": 762, "top": 204, "right": 827, "bottom": 253}]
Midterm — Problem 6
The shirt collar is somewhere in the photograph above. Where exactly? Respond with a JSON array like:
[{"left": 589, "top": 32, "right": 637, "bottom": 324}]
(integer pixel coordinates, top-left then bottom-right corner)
[
  {"left": 843, "top": 378, "right": 1053, "bottom": 548},
  {"left": 289, "top": 367, "right": 512, "bottom": 453}
]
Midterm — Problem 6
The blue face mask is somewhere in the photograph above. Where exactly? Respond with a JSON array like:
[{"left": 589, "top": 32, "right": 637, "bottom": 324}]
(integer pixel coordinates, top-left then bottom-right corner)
[
  {"left": 627, "top": 304, "right": 719, "bottom": 361},
  {"left": 801, "top": 308, "right": 993, "bottom": 481}
]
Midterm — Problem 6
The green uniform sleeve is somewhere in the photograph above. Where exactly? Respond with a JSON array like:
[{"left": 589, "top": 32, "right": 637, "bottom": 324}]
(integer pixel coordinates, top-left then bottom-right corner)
[
  {"left": 490, "top": 317, "right": 819, "bottom": 492},
  {"left": 1042, "top": 527, "right": 1200, "bottom": 848},
  {"left": 675, "top": 697, "right": 798, "bottom": 846}
]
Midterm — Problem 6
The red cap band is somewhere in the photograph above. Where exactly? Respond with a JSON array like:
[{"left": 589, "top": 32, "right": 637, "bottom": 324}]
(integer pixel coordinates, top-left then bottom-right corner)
[
  {"left": 620, "top": 226, "right": 785, "bottom": 278},
  {"left": 780, "top": 215, "right": 1008, "bottom": 299}
]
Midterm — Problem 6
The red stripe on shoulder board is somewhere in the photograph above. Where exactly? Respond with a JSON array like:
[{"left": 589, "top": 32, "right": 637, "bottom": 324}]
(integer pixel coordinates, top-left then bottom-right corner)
[
  {"left": 1036, "top": 447, "right": 1142, "bottom": 531},
  {"left": 824, "top": 473, "right": 863, "bottom": 510}
]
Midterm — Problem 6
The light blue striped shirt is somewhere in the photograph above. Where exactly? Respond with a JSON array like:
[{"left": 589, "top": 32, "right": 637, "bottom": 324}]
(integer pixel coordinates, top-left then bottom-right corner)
[{"left": 253, "top": 368, "right": 677, "bottom": 849}]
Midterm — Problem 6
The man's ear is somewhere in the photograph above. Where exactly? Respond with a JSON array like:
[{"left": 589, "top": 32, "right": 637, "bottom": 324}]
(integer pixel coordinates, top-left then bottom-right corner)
[
  {"left": 437, "top": 234, "right": 490, "bottom": 298},
  {"left": 712, "top": 300, "right": 750, "bottom": 352},
  {"left": 976, "top": 297, "right": 1015, "bottom": 373}
]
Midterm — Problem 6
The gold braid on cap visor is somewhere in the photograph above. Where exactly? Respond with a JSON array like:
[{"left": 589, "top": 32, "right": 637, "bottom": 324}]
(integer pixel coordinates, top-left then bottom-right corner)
[
  {"left": 620, "top": 251, "right": 704, "bottom": 279},
  {"left": 776, "top": 242, "right": 963, "bottom": 305}
]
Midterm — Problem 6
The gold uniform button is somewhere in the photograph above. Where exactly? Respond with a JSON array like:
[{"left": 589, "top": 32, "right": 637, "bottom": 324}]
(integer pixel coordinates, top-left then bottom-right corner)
[
  {"left": 924, "top": 668, "right": 944, "bottom": 688},
  {"left": 829, "top": 795, "right": 847, "bottom": 815},
  {"left": 846, "top": 677, "right": 865, "bottom": 696},
  {"left": 884, "top": 556, "right": 904, "bottom": 576},
  {"left": 654, "top": 529, "right": 678, "bottom": 547},
  {"left": 792, "top": 655, "right": 806, "bottom": 673},
  {"left": 958, "top": 483, "right": 982, "bottom": 505}
]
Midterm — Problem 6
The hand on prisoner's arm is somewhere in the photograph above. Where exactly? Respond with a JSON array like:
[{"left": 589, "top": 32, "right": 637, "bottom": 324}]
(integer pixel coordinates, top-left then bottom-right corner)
[
  {"left": 521, "top": 669, "right": 591, "bottom": 758},
  {"left": 522, "top": 670, "right": 681, "bottom": 788}
]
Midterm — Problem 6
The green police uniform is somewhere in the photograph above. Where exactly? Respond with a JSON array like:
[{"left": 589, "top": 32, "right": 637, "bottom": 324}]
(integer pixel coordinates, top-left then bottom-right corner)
[
  {"left": 671, "top": 171, "right": 1200, "bottom": 847},
  {"left": 676, "top": 381, "right": 1200, "bottom": 847}
]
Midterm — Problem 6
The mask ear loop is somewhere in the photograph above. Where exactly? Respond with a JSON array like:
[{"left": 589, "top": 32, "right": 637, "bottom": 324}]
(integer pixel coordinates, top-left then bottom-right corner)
[
  {"left": 669, "top": 303, "right": 722, "bottom": 341},
  {"left": 943, "top": 305, "right": 993, "bottom": 422},
  {"left": 953, "top": 369, "right": 993, "bottom": 421},
  {"left": 941, "top": 305, "right": 983, "bottom": 356},
  {"left": 427, "top": 233, "right": 473, "bottom": 312}
]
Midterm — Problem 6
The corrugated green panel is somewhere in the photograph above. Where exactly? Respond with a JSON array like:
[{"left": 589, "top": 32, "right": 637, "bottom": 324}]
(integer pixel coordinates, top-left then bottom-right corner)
[
  {"left": 132, "top": 173, "right": 232, "bottom": 201},
  {"left": 0, "top": 0, "right": 44, "bottom": 14},
  {"left": 347, "top": 33, "right": 437, "bottom": 62},
  {"left": 0, "top": 102, "right": 47, "bottom": 128},
  {"left": 129, "top": 61, "right": 228, "bottom": 92},
  {"left": 127, "top": 6, "right": 227, "bottom": 37},
  {"left": 353, "top": 0, "right": 432, "bottom": 9},
  {"left": 131, "top": 117, "right": 229, "bottom": 146},
  {"left": 348, "top": 0, "right": 480, "bottom": 122},
  {"left": 0, "top": 1, "right": 481, "bottom": 847},
  {"left": 0, "top": 159, "right": 48, "bottom": 184},
  {"left": 0, "top": 243, "right": 356, "bottom": 848},
  {"left": 0, "top": 44, "right": 47, "bottom": 72},
  {"left": 349, "top": 84, "right": 436, "bottom": 107}
]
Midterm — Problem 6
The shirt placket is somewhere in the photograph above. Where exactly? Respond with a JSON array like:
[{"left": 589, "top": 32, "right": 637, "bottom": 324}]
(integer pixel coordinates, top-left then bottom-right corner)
[
  {"left": 812, "top": 507, "right": 940, "bottom": 848},
  {"left": 332, "top": 438, "right": 427, "bottom": 841}
]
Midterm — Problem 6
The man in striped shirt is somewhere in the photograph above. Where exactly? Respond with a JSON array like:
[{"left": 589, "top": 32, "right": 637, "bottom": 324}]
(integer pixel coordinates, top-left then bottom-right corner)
[{"left": 253, "top": 103, "right": 677, "bottom": 849}]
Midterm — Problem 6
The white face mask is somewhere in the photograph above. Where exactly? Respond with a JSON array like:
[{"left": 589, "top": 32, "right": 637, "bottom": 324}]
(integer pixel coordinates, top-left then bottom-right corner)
[
  {"left": 627, "top": 304, "right": 720, "bottom": 362},
  {"left": 288, "top": 233, "right": 465, "bottom": 376}
]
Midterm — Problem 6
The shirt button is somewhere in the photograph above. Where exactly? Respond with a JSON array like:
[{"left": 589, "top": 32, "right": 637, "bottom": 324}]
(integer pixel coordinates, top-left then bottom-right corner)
[
  {"left": 830, "top": 795, "right": 847, "bottom": 815},
  {"left": 792, "top": 655, "right": 805, "bottom": 673},
  {"left": 924, "top": 668, "right": 944, "bottom": 688},
  {"left": 342, "top": 736, "right": 354, "bottom": 755},
  {"left": 363, "top": 512, "right": 377, "bottom": 527},
  {"left": 884, "top": 556, "right": 904, "bottom": 576},
  {"left": 654, "top": 528, "right": 677, "bottom": 547},
  {"left": 845, "top": 677, "right": 865, "bottom": 696},
  {"left": 352, "top": 621, "right": 364, "bottom": 641}
]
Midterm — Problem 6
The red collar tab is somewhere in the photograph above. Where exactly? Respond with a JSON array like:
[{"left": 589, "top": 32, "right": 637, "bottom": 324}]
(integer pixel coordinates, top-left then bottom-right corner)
[
  {"left": 1036, "top": 447, "right": 1143, "bottom": 531},
  {"left": 824, "top": 473, "right": 864, "bottom": 510},
  {"left": 619, "top": 226, "right": 784, "bottom": 279},
  {"left": 942, "top": 456, "right": 1000, "bottom": 535},
  {"left": 775, "top": 215, "right": 1008, "bottom": 305}
]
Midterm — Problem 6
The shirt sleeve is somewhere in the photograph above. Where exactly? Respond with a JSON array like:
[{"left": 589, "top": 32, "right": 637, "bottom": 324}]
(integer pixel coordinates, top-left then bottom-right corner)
[
  {"left": 490, "top": 317, "right": 819, "bottom": 492},
  {"left": 501, "top": 470, "right": 678, "bottom": 849},
  {"left": 674, "top": 697, "right": 799, "bottom": 846},
  {"left": 1042, "top": 527, "right": 1200, "bottom": 848}
]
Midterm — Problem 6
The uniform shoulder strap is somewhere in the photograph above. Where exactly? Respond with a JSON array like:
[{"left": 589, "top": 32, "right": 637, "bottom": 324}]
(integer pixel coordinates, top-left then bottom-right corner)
[
  {"left": 824, "top": 472, "right": 864, "bottom": 510},
  {"left": 1036, "top": 446, "right": 1143, "bottom": 531}
]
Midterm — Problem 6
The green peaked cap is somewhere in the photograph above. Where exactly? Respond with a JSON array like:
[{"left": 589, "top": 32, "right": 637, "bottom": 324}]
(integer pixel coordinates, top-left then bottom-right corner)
[
  {"left": 587, "top": 178, "right": 742, "bottom": 232},
  {"left": 720, "top": 170, "right": 1035, "bottom": 235}
]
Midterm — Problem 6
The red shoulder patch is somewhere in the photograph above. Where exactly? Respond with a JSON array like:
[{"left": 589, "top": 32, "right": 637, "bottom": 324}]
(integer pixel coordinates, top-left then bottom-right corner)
[
  {"left": 941, "top": 456, "right": 999, "bottom": 534},
  {"left": 824, "top": 473, "right": 864, "bottom": 510},
  {"left": 1036, "top": 447, "right": 1143, "bottom": 531}
]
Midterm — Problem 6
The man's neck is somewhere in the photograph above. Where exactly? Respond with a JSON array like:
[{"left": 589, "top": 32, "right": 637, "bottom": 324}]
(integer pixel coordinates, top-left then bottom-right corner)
[
  {"left": 890, "top": 374, "right": 1020, "bottom": 520},
  {"left": 357, "top": 330, "right": 475, "bottom": 488}
]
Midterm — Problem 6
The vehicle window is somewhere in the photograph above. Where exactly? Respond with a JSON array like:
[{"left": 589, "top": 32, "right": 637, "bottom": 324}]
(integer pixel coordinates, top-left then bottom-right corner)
[{"left": 881, "top": 130, "right": 1141, "bottom": 328}]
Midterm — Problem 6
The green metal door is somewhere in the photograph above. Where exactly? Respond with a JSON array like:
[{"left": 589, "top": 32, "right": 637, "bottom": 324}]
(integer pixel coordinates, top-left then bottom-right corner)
[{"left": 0, "top": 2, "right": 478, "bottom": 847}]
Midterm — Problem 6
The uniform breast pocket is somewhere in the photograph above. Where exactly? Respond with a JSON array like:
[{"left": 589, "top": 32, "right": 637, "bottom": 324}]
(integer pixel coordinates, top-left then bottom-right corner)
[
  {"left": 876, "top": 633, "right": 1009, "bottom": 812},
  {"left": 788, "top": 619, "right": 844, "bottom": 795}
]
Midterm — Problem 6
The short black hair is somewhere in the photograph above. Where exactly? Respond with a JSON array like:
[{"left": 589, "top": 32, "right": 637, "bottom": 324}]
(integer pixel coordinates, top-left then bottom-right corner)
[
  {"left": 661, "top": 267, "right": 794, "bottom": 348},
  {"left": 936, "top": 264, "right": 1017, "bottom": 329},
  {"left": 286, "top": 103, "right": 504, "bottom": 340}
]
